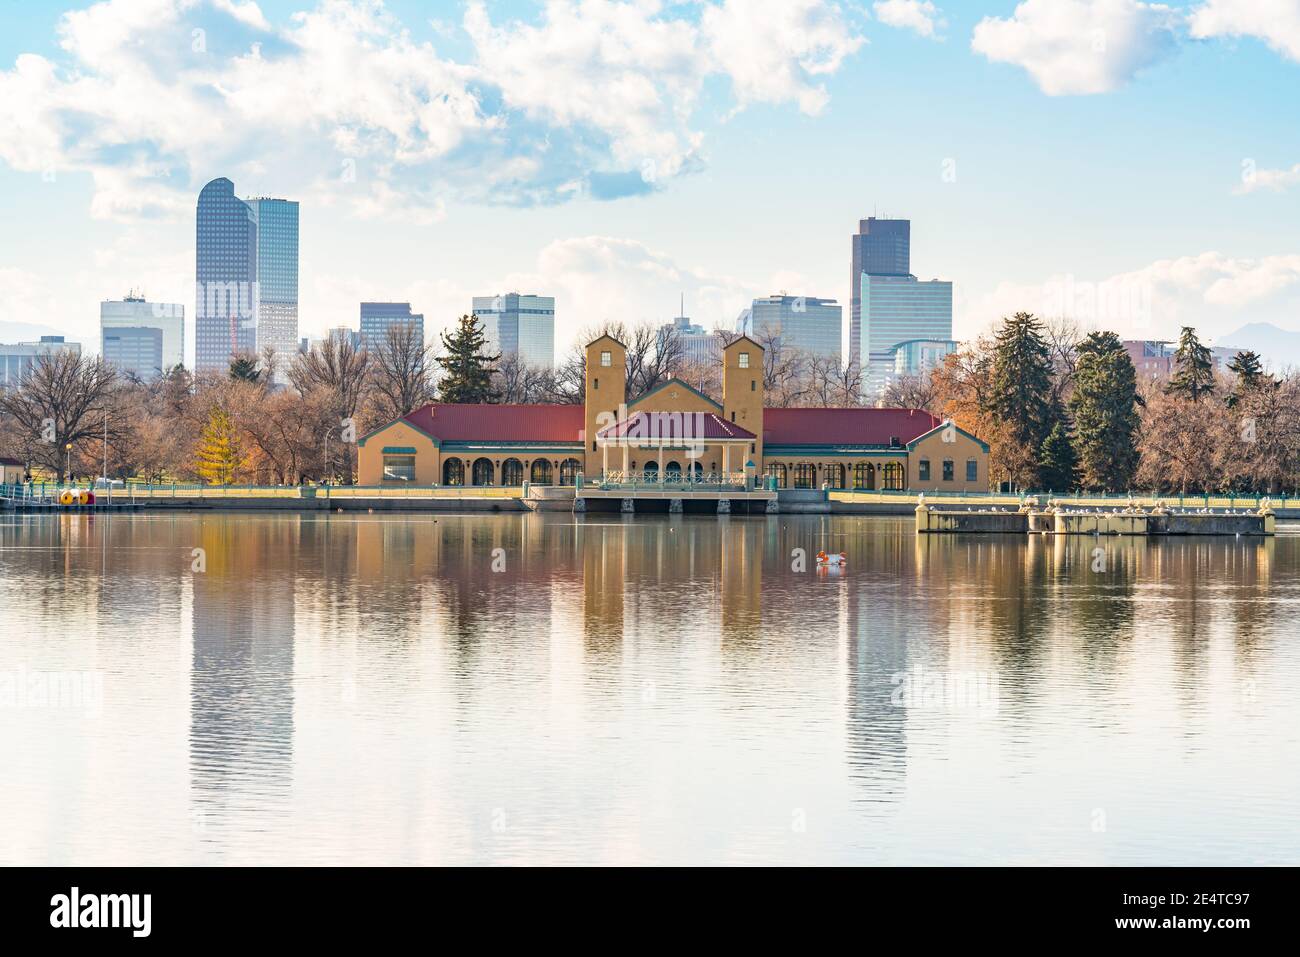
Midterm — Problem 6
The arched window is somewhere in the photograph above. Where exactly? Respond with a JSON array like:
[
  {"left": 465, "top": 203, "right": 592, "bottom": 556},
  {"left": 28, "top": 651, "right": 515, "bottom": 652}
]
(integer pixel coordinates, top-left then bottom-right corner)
[
  {"left": 664, "top": 460, "right": 682, "bottom": 481},
  {"left": 765, "top": 463, "right": 787, "bottom": 488},
  {"left": 530, "top": 459, "right": 553, "bottom": 485},
  {"left": 826, "top": 463, "right": 845, "bottom": 489},
  {"left": 794, "top": 463, "right": 817, "bottom": 489},
  {"left": 472, "top": 457, "right": 495, "bottom": 486},
  {"left": 558, "top": 458, "right": 582, "bottom": 485},
  {"left": 501, "top": 458, "right": 524, "bottom": 486},
  {"left": 853, "top": 462, "right": 875, "bottom": 490},
  {"left": 642, "top": 461, "right": 659, "bottom": 482},
  {"left": 442, "top": 457, "right": 464, "bottom": 486},
  {"left": 688, "top": 462, "right": 703, "bottom": 481},
  {"left": 882, "top": 462, "right": 904, "bottom": 491}
]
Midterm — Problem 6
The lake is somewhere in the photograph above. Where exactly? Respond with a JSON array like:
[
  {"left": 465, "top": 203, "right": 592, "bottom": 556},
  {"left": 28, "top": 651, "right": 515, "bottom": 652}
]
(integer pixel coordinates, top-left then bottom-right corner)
[{"left": 1, "top": 511, "right": 1297, "bottom": 865}]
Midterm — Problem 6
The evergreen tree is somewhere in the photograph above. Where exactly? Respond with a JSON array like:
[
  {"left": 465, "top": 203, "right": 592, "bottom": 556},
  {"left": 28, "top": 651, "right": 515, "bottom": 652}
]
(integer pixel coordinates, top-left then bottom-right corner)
[
  {"left": 1226, "top": 349, "right": 1272, "bottom": 408},
  {"left": 1165, "top": 326, "right": 1215, "bottom": 402},
  {"left": 988, "top": 312, "right": 1059, "bottom": 486},
  {"left": 229, "top": 355, "right": 263, "bottom": 383},
  {"left": 436, "top": 314, "right": 500, "bottom": 404},
  {"left": 1038, "top": 421, "right": 1079, "bottom": 491},
  {"left": 195, "top": 406, "right": 244, "bottom": 484},
  {"left": 1069, "top": 331, "right": 1141, "bottom": 491}
]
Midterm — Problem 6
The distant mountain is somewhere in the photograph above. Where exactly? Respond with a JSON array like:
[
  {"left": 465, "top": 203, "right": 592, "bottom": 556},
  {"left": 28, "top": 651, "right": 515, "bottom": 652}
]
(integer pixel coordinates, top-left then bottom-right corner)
[
  {"left": 1215, "top": 322, "right": 1300, "bottom": 372},
  {"left": 0, "top": 320, "right": 72, "bottom": 344}
]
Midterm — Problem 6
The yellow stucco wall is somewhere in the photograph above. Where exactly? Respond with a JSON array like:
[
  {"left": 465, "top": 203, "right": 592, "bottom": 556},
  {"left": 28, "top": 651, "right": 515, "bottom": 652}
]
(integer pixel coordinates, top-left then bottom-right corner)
[
  {"left": 909, "top": 429, "right": 988, "bottom": 492},
  {"left": 357, "top": 421, "right": 439, "bottom": 485}
]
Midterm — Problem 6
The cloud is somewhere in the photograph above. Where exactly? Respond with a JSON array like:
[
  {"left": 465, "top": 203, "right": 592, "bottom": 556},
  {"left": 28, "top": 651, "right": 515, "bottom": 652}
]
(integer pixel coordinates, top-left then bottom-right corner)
[
  {"left": 0, "top": 0, "right": 866, "bottom": 221},
  {"left": 700, "top": 0, "right": 867, "bottom": 116},
  {"left": 1189, "top": 0, "right": 1300, "bottom": 62},
  {"left": 873, "top": 1, "right": 945, "bottom": 39},
  {"left": 971, "top": 0, "right": 1183, "bottom": 95},
  {"left": 960, "top": 251, "right": 1300, "bottom": 340},
  {"left": 1236, "top": 161, "right": 1300, "bottom": 194}
]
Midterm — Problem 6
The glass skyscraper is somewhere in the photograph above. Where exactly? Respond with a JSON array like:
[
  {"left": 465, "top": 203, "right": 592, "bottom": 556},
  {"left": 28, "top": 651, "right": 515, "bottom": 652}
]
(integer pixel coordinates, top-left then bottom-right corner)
[
  {"left": 195, "top": 178, "right": 297, "bottom": 376},
  {"left": 195, "top": 178, "right": 257, "bottom": 374},
  {"left": 471, "top": 293, "right": 555, "bottom": 368},
  {"left": 849, "top": 218, "right": 910, "bottom": 363},
  {"left": 741, "top": 294, "right": 842, "bottom": 360},
  {"left": 248, "top": 196, "right": 299, "bottom": 373},
  {"left": 860, "top": 274, "right": 953, "bottom": 398},
  {"left": 360, "top": 302, "right": 424, "bottom": 349}
]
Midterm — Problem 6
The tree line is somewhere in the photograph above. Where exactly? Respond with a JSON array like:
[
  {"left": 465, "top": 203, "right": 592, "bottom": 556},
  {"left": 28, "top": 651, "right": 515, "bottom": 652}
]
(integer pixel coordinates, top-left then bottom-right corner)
[{"left": 892, "top": 312, "right": 1298, "bottom": 494}]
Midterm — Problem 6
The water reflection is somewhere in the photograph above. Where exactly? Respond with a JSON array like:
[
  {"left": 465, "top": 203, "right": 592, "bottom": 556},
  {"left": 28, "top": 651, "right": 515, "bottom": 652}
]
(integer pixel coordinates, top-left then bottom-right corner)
[{"left": 0, "top": 511, "right": 1295, "bottom": 864}]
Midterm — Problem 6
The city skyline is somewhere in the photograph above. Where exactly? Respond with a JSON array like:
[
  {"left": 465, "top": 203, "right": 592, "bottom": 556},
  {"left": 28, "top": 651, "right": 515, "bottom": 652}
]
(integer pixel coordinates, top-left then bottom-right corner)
[{"left": 2, "top": 1, "right": 1299, "bottom": 362}]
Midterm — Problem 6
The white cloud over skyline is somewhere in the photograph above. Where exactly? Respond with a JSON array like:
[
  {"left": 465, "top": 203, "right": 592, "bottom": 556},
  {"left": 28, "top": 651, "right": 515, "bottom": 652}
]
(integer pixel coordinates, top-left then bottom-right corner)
[{"left": 873, "top": 1, "right": 946, "bottom": 39}]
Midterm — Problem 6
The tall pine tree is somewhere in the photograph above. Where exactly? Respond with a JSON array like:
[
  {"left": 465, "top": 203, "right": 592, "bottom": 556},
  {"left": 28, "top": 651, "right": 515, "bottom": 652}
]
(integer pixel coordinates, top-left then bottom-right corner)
[
  {"left": 989, "top": 312, "right": 1059, "bottom": 487},
  {"left": 436, "top": 314, "right": 500, "bottom": 404},
  {"left": 1226, "top": 349, "right": 1273, "bottom": 408},
  {"left": 1165, "top": 326, "right": 1215, "bottom": 402},
  {"left": 1038, "top": 421, "right": 1079, "bottom": 492},
  {"left": 1069, "top": 331, "right": 1141, "bottom": 491}
]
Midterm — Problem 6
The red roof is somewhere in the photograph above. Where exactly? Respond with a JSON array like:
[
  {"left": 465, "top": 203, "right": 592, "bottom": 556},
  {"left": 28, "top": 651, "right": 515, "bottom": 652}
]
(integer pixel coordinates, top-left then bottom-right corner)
[
  {"left": 597, "top": 410, "right": 755, "bottom": 441},
  {"left": 763, "top": 408, "right": 941, "bottom": 446},
  {"left": 401, "top": 404, "right": 584, "bottom": 443}
]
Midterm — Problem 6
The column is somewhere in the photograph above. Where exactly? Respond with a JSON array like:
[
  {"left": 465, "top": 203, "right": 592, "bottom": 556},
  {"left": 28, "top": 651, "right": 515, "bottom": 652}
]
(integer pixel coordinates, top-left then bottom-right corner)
[{"left": 602, "top": 443, "right": 609, "bottom": 479}]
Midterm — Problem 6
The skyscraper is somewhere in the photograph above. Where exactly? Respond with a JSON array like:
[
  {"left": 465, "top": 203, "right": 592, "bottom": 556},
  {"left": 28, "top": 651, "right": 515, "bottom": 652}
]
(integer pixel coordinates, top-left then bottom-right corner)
[
  {"left": 100, "top": 293, "right": 184, "bottom": 377},
  {"left": 360, "top": 302, "right": 424, "bottom": 349},
  {"left": 195, "top": 178, "right": 257, "bottom": 374},
  {"left": 742, "top": 294, "right": 842, "bottom": 360},
  {"left": 659, "top": 300, "right": 718, "bottom": 366},
  {"left": 849, "top": 217, "right": 910, "bottom": 363},
  {"left": 195, "top": 179, "right": 298, "bottom": 377},
  {"left": 247, "top": 196, "right": 299, "bottom": 373},
  {"left": 860, "top": 274, "right": 952, "bottom": 398},
  {"left": 471, "top": 293, "right": 555, "bottom": 368}
]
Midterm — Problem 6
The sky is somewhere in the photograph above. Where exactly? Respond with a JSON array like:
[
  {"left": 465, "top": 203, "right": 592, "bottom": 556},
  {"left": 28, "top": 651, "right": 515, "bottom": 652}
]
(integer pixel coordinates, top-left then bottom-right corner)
[{"left": 1, "top": 0, "right": 1299, "bottom": 367}]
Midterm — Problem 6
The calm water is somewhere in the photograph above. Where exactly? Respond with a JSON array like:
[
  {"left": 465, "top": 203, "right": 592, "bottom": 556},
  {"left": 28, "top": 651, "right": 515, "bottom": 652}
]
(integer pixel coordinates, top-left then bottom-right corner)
[{"left": 1, "top": 511, "right": 1297, "bottom": 866}]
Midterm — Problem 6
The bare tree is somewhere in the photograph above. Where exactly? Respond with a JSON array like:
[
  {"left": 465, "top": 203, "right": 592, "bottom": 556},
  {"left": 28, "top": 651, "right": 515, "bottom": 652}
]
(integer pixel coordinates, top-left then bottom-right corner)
[
  {"left": 0, "top": 352, "right": 123, "bottom": 482},
  {"left": 366, "top": 323, "right": 435, "bottom": 425},
  {"left": 882, "top": 370, "right": 939, "bottom": 412}
]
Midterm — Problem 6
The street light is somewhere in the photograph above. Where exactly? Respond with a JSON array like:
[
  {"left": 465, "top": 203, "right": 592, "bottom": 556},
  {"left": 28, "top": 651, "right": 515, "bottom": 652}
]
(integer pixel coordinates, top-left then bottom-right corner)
[{"left": 65, "top": 442, "right": 72, "bottom": 484}]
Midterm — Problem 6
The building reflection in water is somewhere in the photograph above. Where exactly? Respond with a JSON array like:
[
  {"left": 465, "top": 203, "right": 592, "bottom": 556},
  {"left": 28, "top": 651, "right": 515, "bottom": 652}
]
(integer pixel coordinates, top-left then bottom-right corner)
[{"left": 190, "top": 516, "right": 297, "bottom": 845}]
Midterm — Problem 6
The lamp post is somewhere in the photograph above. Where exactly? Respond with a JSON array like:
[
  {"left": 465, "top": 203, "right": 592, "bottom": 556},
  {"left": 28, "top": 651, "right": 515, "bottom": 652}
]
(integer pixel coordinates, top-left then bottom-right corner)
[{"left": 65, "top": 443, "right": 72, "bottom": 484}]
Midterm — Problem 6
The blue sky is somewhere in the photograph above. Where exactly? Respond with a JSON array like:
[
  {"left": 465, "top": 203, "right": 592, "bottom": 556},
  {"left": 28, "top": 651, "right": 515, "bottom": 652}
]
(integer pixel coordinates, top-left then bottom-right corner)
[{"left": 2, "top": 0, "right": 1298, "bottom": 365}]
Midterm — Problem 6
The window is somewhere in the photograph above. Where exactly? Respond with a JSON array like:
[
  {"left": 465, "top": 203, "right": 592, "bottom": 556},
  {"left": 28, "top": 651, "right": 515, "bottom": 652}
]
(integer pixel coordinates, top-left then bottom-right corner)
[
  {"left": 738, "top": 352, "right": 750, "bottom": 368},
  {"left": 882, "top": 462, "right": 904, "bottom": 491},
  {"left": 793, "top": 463, "right": 816, "bottom": 489},
  {"left": 966, "top": 459, "right": 978, "bottom": 482},
  {"left": 751, "top": 379, "right": 756, "bottom": 391},
  {"left": 918, "top": 459, "right": 930, "bottom": 482},
  {"left": 593, "top": 377, "right": 598, "bottom": 390},
  {"left": 943, "top": 459, "right": 954, "bottom": 481},
  {"left": 382, "top": 454, "right": 416, "bottom": 482},
  {"left": 600, "top": 350, "right": 612, "bottom": 367}
]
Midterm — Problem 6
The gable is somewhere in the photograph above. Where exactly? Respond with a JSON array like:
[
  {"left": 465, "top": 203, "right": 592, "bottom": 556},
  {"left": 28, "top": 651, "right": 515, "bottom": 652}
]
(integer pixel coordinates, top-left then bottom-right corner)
[{"left": 628, "top": 377, "right": 722, "bottom": 414}]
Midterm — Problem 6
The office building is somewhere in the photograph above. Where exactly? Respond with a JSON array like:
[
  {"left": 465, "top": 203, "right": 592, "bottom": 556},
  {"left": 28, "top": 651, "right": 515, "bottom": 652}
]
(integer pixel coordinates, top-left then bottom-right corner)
[
  {"left": 360, "top": 302, "right": 423, "bottom": 349},
  {"left": 100, "top": 294, "right": 184, "bottom": 377},
  {"left": 0, "top": 336, "right": 82, "bottom": 388},
  {"left": 849, "top": 218, "right": 910, "bottom": 363},
  {"left": 471, "top": 293, "right": 555, "bottom": 368},
  {"left": 891, "top": 338, "right": 958, "bottom": 379},
  {"left": 247, "top": 196, "right": 300, "bottom": 371},
  {"left": 195, "top": 178, "right": 298, "bottom": 376},
  {"left": 660, "top": 301, "right": 719, "bottom": 366},
  {"left": 860, "top": 274, "right": 953, "bottom": 397},
  {"left": 742, "top": 294, "right": 841, "bottom": 360}
]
